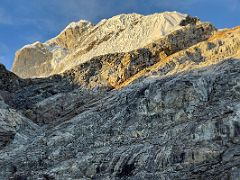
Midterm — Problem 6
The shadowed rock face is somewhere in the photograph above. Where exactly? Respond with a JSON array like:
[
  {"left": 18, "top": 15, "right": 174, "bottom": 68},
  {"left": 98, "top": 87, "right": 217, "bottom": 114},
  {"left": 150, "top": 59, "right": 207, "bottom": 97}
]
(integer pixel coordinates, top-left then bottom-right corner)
[
  {"left": 1, "top": 13, "right": 240, "bottom": 180},
  {"left": 0, "top": 64, "right": 25, "bottom": 92}
]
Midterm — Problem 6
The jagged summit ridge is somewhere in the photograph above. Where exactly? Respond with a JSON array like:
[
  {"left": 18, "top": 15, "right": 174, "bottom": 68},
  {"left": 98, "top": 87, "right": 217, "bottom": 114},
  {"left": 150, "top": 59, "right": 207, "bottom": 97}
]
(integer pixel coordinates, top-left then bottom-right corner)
[
  {"left": 12, "top": 11, "right": 188, "bottom": 78},
  {"left": 64, "top": 20, "right": 93, "bottom": 31}
]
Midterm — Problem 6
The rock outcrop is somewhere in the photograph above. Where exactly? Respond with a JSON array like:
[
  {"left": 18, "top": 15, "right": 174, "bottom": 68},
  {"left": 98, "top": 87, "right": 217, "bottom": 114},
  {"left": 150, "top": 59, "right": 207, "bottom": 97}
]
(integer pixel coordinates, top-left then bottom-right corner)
[
  {"left": 1, "top": 12, "right": 240, "bottom": 180},
  {"left": 60, "top": 22, "right": 215, "bottom": 89},
  {"left": 13, "top": 12, "right": 190, "bottom": 78},
  {"left": 0, "top": 64, "right": 25, "bottom": 92}
]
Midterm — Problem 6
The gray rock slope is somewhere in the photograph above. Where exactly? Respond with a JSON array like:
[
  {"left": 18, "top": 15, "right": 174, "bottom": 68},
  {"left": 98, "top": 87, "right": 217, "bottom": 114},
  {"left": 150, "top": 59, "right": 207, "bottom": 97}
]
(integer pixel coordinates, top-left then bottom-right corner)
[
  {"left": 1, "top": 58, "right": 240, "bottom": 180},
  {"left": 1, "top": 13, "right": 240, "bottom": 180}
]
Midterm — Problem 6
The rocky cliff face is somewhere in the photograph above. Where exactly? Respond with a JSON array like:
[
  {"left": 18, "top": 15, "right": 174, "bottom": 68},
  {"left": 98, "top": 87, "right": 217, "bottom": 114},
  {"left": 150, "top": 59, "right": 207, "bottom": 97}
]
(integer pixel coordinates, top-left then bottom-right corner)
[
  {"left": 1, "top": 12, "right": 240, "bottom": 180},
  {"left": 13, "top": 12, "right": 189, "bottom": 78}
]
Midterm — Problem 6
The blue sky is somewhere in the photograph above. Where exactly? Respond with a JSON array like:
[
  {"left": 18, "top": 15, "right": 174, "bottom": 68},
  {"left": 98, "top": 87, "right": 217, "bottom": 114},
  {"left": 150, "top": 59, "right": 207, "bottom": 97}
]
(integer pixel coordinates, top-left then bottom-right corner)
[{"left": 0, "top": 0, "right": 240, "bottom": 70}]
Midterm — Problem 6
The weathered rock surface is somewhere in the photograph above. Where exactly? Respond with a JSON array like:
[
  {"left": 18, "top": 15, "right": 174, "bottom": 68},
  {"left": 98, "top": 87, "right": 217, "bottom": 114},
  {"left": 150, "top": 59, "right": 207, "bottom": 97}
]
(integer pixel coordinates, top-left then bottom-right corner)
[
  {"left": 2, "top": 59, "right": 240, "bottom": 180},
  {"left": 1, "top": 13, "right": 240, "bottom": 180},
  {"left": 12, "top": 12, "right": 191, "bottom": 78},
  {"left": 0, "top": 64, "right": 25, "bottom": 92},
  {"left": 53, "top": 22, "right": 214, "bottom": 89}
]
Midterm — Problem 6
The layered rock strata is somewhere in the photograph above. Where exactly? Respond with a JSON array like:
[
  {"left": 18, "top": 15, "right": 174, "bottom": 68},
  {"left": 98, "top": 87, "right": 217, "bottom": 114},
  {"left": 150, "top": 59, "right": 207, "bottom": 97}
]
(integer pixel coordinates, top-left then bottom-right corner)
[
  {"left": 13, "top": 12, "right": 190, "bottom": 78},
  {"left": 0, "top": 13, "right": 240, "bottom": 180}
]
